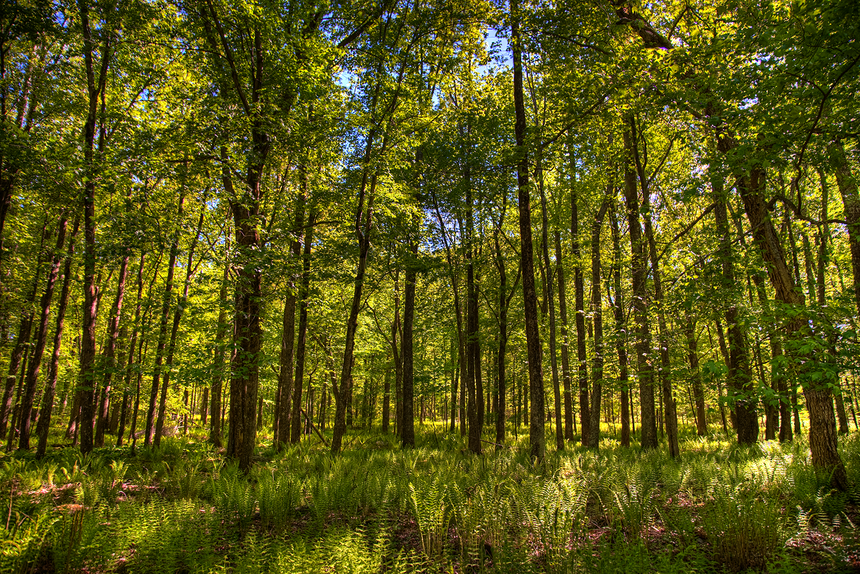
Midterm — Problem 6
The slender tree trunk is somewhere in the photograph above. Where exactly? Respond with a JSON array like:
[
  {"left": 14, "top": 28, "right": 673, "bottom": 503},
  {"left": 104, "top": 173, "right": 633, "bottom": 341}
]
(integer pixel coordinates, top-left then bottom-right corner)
[
  {"left": 554, "top": 230, "right": 574, "bottom": 441},
  {"left": 19, "top": 218, "right": 68, "bottom": 450},
  {"left": 94, "top": 253, "right": 129, "bottom": 447},
  {"left": 36, "top": 219, "right": 79, "bottom": 456},
  {"left": 710, "top": 164, "right": 758, "bottom": 443},
  {"left": 332, "top": 139, "right": 378, "bottom": 454},
  {"left": 622, "top": 128, "right": 657, "bottom": 449},
  {"left": 117, "top": 253, "right": 147, "bottom": 447},
  {"left": 209, "top": 235, "right": 230, "bottom": 448},
  {"left": 633, "top": 128, "right": 679, "bottom": 458},
  {"left": 535, "top": 156, "right": 562, "bottom": 452},
  {"left": 568, "top": 147, "right": 590, "bottom": 446},
  {"left": 291, "top": 208, "right": 315, "bottom": 443},
  {"left": 146, "top": 193, "right": 184, "bottom": 446},
  {"left": 512, "top": 0, "right": 544, "bottom": 460},
  {"left": 610, "top": 202, "right": 631, "bottom": 447},
  {"left": 587, "top": 189, "right": 610, "bottom": 448},
  {"left": 684, "top": 313, "right": 707, "bottom": 436},
  {"left": 464, "top": 155, "right": 481, "bottom": 454},
  {"left": 401, "top": 235, "right": 417, "bottom": 448},
  {"left": 77, "top": 2, "right": 112, "bottom": 455},
  {"left": 278, "top": 189, "right": 304, "bottom": 447},
  {"left": 814, "top": 168, "right": 849, "bottom": 435},
  {"left": 155, "top": 184, "right": 204, "bottom": 446}
]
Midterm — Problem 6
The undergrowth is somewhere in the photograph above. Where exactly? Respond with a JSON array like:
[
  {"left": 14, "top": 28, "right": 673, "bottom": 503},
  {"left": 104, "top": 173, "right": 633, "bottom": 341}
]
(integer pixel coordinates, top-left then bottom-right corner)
[{"left": 0, "top": 426, "right": 858, "bottom": 573}]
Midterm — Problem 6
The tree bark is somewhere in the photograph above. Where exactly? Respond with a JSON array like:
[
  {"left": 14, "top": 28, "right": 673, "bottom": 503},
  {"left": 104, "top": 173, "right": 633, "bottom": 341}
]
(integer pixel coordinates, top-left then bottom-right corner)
[
  {"left": 684, "top": 313, "right": 707, "bottom": 436},
  {"left": 719, "top": 134, "right": 846, "bottom": 489},
  {"left": 586, "top": 189, "right": 610, "bottom": 448},
  {"left": 622, "top": 128, "right": 657, "bottom": 450},
  {"left": 291, "top": 208, "right": 315, "bottom": 444},
  {"left": 609, "top": 201, "right": 631, "bottom": 447},
  {"left": 633, "top": 126, "right": 679, "bottom": 458},
  {"left": 537, "top": 148, "right": 562, "bottom": 451},
  {"left": 145, "top": 192, "right": 184, "bottom": 446},
  {"left": 512, "top": 0, "right": 544, "bottom": 461},
  {"left": 568, "top": 147, "right": 590, "bottom": 446},
  {"left": 19, "top": 218, "right": 69, "bottom": 450},
  {"left": 94, "top": 253, "right": 129, "bottom": 447},
  {"left": 209, "top": 234, "right": 230, "bottom": 448},
  {"left": 554, "top": 229, "right": 574, "bottom": 442},
  {"left": 36, "top": 219, "right": 79, "bottom": 456}
]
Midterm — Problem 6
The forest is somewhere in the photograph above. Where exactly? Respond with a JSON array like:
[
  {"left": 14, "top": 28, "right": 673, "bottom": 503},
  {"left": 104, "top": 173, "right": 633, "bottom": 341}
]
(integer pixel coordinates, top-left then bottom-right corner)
[{"left": 2, "top": 0, "right": 860, "bottom": 571}]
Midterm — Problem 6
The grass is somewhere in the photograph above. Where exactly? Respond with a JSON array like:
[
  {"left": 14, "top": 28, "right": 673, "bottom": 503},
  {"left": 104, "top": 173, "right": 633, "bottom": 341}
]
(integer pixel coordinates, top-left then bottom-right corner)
[{"left": 1, "top": 423, "right": 859, "bottom": 573}]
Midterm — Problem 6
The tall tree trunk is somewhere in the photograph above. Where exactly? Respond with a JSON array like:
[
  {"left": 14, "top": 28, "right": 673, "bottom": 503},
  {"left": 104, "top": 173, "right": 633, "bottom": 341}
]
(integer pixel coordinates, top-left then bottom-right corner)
[
  {"left": 609, "top": 202, "right": 631, "bottom": 447},
  {"left": 278, "top": 188, "right": 304, "bottom": 447},
  {"left": 209, "top": 234, "right": 230, "bottom": 448},
  {"left": 332, "top": 138, "right": 378, "bottom": 454},
  {"left": 94, "top": 253, "right": 129, "bottom": 447},
  {"left": 718, "top": 135, "right": 846, "bottom": 489},
  {"left": 36, "top": 219, "right": 79, "bottom": 456},
  {"left": 537, "top": 150, "right": 563, "bottom": 451},
  {"left": 77, "top": 0, "right": 113, "bottom": 456},
  {"left": 291, "top": 208, "right": 315, "bottom": 444},
  {"left": 815, "top": 167, "right": 849, "bottom": 435},
  {"left": 117, "top": 251, "right": 148, "bottom": 447},
  {"left": 554, "top": 230, "right": 574, "bottom": 441},
  {"left": 633, "top": 126, "right": 679, "bottom": 458},
  {"left": 586, "top": 189, "right": 610, "bottom": 448},
  {"left": 464, "top": 152, "right": 481, "bottom": 454},
  {"left": 622, "top": 127, "right": 657, "bottom": 450},
  {"left": 711, "top": 163, "right": 758, "bottom": 443},
  {"left": 568, "top": 147, "right": 589, "bottom": 446},
  {"left": 512, "top": 0, "right": 544, "bottom": 461},
  {"left": 401, "top": 234, "right": 417, "bottom": 448},
  {"left": 145, "top": 192, "right": 185, "bottom": 446},
  {"left": 3, "top": 219, "right": 47, "bottom": 439},
  {"left": 19, "top": 218, "right": 68, "bottom": 450},
  {"left": 155, "top": 181, "right": 204, "bottom": 446},
  {"left": 684, "top": 313, "right": 707, "bottom": 436},
  {"left": 493, "top": 201, "right": 517, "bottom": 449}
]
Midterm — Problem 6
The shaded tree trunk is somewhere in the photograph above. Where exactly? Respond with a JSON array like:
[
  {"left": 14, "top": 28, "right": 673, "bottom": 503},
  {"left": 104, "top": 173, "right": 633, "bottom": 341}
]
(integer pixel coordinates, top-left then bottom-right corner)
[
  {"left": 291, "top": 208, "right": 315, "bottom": 444},
  {"left": 622, "top": 127, "right": 657, "bottom": 449},
  {"left": 36, "top": 219, "right": 79, "bottom": 456},
  {"left": 512, "top": 0, "right": 544, "bottom": 460},
  {"left": 609, "top": 201, "right": 631, "bottom": 447},
  {"left": 586, "top": 189, "right": 610, "bottom": 448}
]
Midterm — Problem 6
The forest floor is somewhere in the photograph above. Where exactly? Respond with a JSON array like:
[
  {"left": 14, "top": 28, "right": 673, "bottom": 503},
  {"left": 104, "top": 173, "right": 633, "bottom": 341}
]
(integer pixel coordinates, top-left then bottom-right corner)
[{"left": 2, "top": 423, "right": 860, "bottom": 573}]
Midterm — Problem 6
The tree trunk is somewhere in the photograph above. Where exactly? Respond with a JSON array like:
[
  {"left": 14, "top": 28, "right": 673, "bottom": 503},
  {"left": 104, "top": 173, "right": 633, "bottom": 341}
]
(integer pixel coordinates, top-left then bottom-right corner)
[
  {"left": 684, "top": 313, "right": 707, "bottom": 436},
  {"left": 463, "top": 153, "right": 481, "bottom": 454},
  {"left": 77, "top": 1, "right": 112, "bottom": 455},
  {"left": 586, "top": 189, "right": 610, "bottom": 448},
  {"left": 94, "top": 253, "right": 129, "bottom": 447},
  {"left": 209, "top": 234, "right": 230, "bottom": 448},
  {"left": 145, "top": 193, "right": 184, "bottom": 446},
  {"left": 36, "top": 219, "right": 79, "bottom": 456},
  {"left": 568, "top": 148, "right": 590, "bottom": 446},
  {"left": 633, "top": 128, "right": 678, "bottom": 458},
  {"left": 622, "top": 128, "right": 657, "bottom": 449},
  {"left": 512, "top": 0, "right": 544, "bottom": 461},
  {"left": 719, "top": 135, "right": 846, "bottom": 489},
  {"left": 291, "top": 208, "right": 315, "bottom": 444},
  {"left": 609, "top": 202, "right": 631, "bottom": 447},
  {"left": 401, "top": 236, "right": 417, "bottom": 448},
  {"left": 554, "top": 229, "right": 574, "bottom": 442}
]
